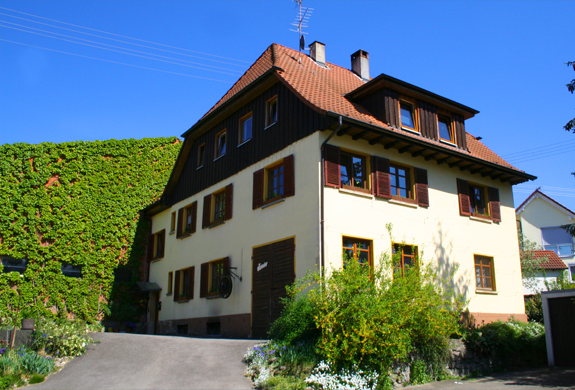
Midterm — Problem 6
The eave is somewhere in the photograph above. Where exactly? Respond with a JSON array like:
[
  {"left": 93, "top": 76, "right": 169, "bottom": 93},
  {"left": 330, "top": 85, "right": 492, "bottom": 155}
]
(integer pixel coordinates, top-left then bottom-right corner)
[{"left": 325, "top": 112, "right": 536, "bottom": 185}]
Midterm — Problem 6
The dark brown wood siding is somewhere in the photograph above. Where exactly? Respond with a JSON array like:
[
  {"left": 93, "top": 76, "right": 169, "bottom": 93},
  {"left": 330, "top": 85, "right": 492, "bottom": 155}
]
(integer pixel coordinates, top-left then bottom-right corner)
[
  {"left": 166, "top": 83, "right": 330, "bottom": 206},
  {"left": 356, "top": 88, "right": 400, "bottom": 128},
  {"left": 417, "top": 100, "right": 439, "bottom": 141},
  {"left": 453, "top": 114, "right": 467, "bottom": 151}
]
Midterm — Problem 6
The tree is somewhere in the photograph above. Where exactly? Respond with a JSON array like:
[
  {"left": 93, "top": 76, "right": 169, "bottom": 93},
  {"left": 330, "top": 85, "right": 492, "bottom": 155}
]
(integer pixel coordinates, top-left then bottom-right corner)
[
  {"left": 565, "top": 61, "right": 575, "bottom": 133},
  {"left": 519, "top": 233, "right": 547, "bottom": 292}
]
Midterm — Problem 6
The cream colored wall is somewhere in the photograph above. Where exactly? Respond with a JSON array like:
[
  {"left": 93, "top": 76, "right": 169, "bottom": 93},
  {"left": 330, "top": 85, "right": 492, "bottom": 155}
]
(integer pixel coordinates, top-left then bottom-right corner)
[
  {"left": 148, "top": 133, "right": 322, "bottom": 322},
  {"left": 523, "top": 270, "right": 563, "bottom": 295},
  {"left": 518, "top": 197, "right": 574, "bottom": 248},
  {"left": 323, "top": 134, "right": 525, "bottom": 317}
]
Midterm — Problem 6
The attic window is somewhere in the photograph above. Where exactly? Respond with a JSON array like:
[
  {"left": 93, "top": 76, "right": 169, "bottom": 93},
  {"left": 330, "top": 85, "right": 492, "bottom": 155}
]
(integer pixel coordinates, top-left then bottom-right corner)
[
  {"left": 239, "top": 113, "right": 252, "bottom": 144},
  {"left": 438, "top": 115, "right": 454, "bottom": 143},
  {"left": 215, "top": 130, "right": 226, "bottom": 159},
  {"left": 400, "top": 101, "right": 417, "bottom": 131},
  {"left": 266, "top": 96, "right": 278, "bottom": 128}
]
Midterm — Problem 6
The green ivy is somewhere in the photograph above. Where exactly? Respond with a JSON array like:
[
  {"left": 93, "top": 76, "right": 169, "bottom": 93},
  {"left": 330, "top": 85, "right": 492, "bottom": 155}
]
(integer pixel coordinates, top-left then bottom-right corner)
[{"left": 0, "top": 138, "right": 181, "bottom": 326}]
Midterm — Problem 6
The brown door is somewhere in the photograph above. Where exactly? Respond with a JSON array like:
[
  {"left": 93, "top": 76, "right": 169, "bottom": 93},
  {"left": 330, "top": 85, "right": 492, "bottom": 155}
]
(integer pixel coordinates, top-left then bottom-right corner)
[{"left": 251, "top": 238, "right": 295, "bottom": 339}]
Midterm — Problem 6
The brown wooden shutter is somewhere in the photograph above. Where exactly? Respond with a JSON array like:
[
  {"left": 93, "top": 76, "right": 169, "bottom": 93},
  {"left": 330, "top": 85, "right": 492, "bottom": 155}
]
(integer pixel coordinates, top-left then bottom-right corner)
[
  {"left": 453, "top": 114, "right": 467, "bottom": 151},
  {"left": 223, "top": 256, "right": 230, "bottom": 275},
  {"left": 174, "top": 270, "right": 181, "bottom": 301},
  {"left": 176, "top": 208, "right": 184, "bottom": 238},
  {"left": 190, "top": 201, "right": 197, "bottom": 234},
  {"left": 414, "top": 168, "right": 429, "bottom": 207},
  {"left": 202, "top": 194, "right": 211, "bottom": 229},
  {"left": 324, "top": 144, "right": 341, "bottom": 188},
  {"left": 253, "top": 169, "right": 264, "bottom": 209},
  {"left": 200, "top": 262, "right": 209, "bottom": 298},
  {"left": 224, "top": 184, "right": 233, "bottom": 221},
  {"left": 417, "top": 101, "right": 439, "bottom": 141},
  {"left": 457, "top": 178, "right": 471, "bottom": 216},
  {"left": 383, "top": 89, "right": 400, "bottom": 128},
  {"left": 187, "top": 266, "right": 195, "bottom": 300},
  {"left": 147, "top": 234, "right": 154, "bottom": 261},
  {"left": 488, "top": 187, "right": 501, "bottom": 223},
  {"left": 158, "top": 229, "right": 166, "bottom": 258},
  {"left": 283, "top": 154, "right": 295, "bottom": 197},
  {"left": 373, "top": 156, "right": 391, "bottom": 198}
]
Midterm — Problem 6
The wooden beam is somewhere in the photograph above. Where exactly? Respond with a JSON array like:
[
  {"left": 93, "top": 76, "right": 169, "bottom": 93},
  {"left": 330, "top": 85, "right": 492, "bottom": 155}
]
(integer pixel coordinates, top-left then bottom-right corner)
[
  {"left": 398, "top": 145, "right": 412, "bottom": 154},
  {"left": 384, "top": 140, "right": 400, "bottom": 150},
  {"left": 352, "top": 130, "right": 369, "bottom": 141},
  {"left": 337, "top": 126, "right": 351, "bottom": 136},
  {"left": 459, "top": 164, "right": 473, "bottom": 172},
  {"left": 470, "top": 167, "right": 483, "bottom": 175},
  {"left": 490, "top": 173, "right": 503, "bottom": 180},
  {"left": 369, "top": 135, "right": 386, "bottom": 145},
  {"left": 411, "top": 149, "right": 425, "bottom": 158},
  {"left": 436, "top": 156, "right": 450, "bottom": 165},
  {"left": 449, "top": 160, "right": 463, "bottom": 168},
  {"left": 500, "top": 175, "right": 511, "bottom": 183},
  {"left": 481, "top": 169, "right": 494, "bottom": 177},
  {"left": 425, "top": 152, "right": 441, "bottom": 161}
]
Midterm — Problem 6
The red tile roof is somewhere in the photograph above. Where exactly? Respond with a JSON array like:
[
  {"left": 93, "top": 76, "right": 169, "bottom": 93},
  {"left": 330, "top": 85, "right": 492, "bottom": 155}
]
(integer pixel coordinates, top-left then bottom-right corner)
[
  {"left": 201, "top": 43, "right": 525, "bottom": 173},
  {"left": 530, "top": 250, "right": 568, "bottom": 270}
]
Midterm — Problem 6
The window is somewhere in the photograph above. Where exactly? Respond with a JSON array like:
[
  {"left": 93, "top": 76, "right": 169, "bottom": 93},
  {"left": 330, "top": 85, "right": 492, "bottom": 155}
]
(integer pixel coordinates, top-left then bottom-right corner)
[
  {"left": 174, "top": 266, "right": 194, "bottom": 301},
  {"left": 456, "top": 179, "right": 501, "bottom": 222},
  {"left": 62, "top": 262, "right": 82, "bottom": 278},
  {"left": 148, "top": 229, "right": 165, "bottom": 260},
  {"left": 197, "top": 143, "right": 206, "bottom": 168},
  {"left": 239, "top": 113, "right": 252, "bottom": 144},
  {"left": 541, "top": 227, "right": 574, "bottom": 257},
  {"left": 389, "top": 163, "right": 411, "bottom": 199},
  {"left": 1, "top": 256, "right": 27, "bottom": 274},
  {"left": 400, "top": 100, "right": 417, "bottom": 131},
  {"left": 215, "top": 130, "right": 226, "bottom": 159},
  {"left": 200, "top": 257, "right": 230, "bottom": 298},
  {"left": 170, "top": 212, "right": 176, "bottom": 234},
  {"left": 203, "top": 184, "right": 233, "bottom": 228},
  {"left": 570, "top": 265, "right": 575, "bottom": 282},
  {"left": 167, "top": 271, "right": 173, "bottom": 295},
  {"left": 340, "top": 151, "right": 366, "bottom": 190},
  {"left": 392, "top": 244, "right": 418, "bottom": 277},
  {"left": 176, "top": 202, "right": 197, "bottom": 238},
  {"left": 266, "top": 96, "right": 277, "bottom": 127},
  {"left": 474, "top": 255, "right": 494, "bottom": 291},
  {"left": 438, "top": 115, "right": 454, "bottom": 143},
  {"left": 342, "top": 237, "right": 371, "bottom": 267},
  {"left": 253, "top": 155, "right": 295, "bottom": 209}
]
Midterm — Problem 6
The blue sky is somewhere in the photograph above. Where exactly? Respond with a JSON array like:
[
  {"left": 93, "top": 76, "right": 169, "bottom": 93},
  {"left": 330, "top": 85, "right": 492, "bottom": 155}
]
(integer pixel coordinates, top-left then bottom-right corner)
[{"left": 1, "top": 0, "right": 574, "bottom": 210}]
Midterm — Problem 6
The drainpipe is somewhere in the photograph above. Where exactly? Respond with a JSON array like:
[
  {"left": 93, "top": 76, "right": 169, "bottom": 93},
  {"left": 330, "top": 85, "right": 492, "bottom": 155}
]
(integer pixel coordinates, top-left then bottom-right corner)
[{"left": 320, "top": 115, "right": 342, "bottom": 276}]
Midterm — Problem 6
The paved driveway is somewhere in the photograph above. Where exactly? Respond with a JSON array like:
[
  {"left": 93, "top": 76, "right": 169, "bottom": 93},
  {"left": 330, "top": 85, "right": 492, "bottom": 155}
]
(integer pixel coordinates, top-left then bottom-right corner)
[{"left": 32, "top": 332, "right": 259, "bottom": 390}]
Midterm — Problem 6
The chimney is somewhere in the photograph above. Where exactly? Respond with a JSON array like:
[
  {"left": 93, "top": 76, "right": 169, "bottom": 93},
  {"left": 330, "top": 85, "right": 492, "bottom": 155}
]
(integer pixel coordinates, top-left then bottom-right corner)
[
  {"left": 309, "top": 41, "right": 326, "bottom": 65},
  {"left": 351, "top": 50, "right": 370, "bottom": 80}
]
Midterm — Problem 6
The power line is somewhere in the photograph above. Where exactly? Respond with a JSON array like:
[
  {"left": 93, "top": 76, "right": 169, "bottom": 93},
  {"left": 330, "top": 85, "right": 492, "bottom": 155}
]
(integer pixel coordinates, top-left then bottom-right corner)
[
  {"left": 0, "top": 24, "right": 242, "bottom": 77},
  {"left": 0, "top": 10, "right": 249, "bottom": 67},
  {"left": 0, "top": 39, "right": 232, "bottom": 83},
  {"left": 0, "top": 21, "right": 243, "bottom": 75},
  {"left": 502, "top": 139, "right": 575, "bottom": 159},
  {"left": 506, "top": 146, "right": 575, "bottom": 165}
]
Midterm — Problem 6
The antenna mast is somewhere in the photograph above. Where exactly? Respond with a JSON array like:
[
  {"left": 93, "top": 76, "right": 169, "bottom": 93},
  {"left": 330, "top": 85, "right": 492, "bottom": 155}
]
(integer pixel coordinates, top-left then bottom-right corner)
[{"left": 290, "top": 0, "right": 313, "bottom": 63}]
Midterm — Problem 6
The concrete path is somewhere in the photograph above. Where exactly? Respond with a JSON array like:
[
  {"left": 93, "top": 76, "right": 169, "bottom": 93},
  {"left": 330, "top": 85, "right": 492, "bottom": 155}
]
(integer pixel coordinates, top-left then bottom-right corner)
[
  {"left": 411, "top": 368, "right": 575, "bottom": 390},
  {"left": 31, "top": 332, "right": 259, "bottom": 390}
]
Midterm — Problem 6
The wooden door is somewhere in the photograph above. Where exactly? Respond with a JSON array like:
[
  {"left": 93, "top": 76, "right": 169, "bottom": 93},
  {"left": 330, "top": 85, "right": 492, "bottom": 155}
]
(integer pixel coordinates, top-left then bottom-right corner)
[{"left": 251, "top": 238, "right": 295, "bottom": 339}]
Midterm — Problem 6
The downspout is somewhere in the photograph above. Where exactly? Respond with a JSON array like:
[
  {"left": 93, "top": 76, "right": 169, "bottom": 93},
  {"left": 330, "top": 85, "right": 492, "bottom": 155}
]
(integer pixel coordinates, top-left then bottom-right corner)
[{"left": 320, "top": 115, "right": 342, "bottom": 276}]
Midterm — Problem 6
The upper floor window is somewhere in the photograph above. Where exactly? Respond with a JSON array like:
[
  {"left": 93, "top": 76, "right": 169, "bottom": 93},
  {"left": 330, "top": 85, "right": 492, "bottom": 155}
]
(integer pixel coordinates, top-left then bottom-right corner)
[
  {"left": 1, "top": 256, "right": 27, "bottom": 274},
  {"left": 392, "top": 244, "right": 418, "bottom": 277},
  {"left": 342, "top": 237, "right": 371, "bottom": 268},
  {"left": 400, "top": 100, "right": 417, "bottom": 131},
  {"left": 390, "top": 163, "right": 411, "bottom": 199},
  {"left": 215, "top": 130, "right": 226, "bottom": 159},
  {"left": 148, "top": 229, "right": 166, "bottom": 260},
  {"left": 170, "top": 211, "right": 176, "bottom": 234},
  {"left": 252, "top": 155, "right": 295, "bottom": 209},
  {"left": 542, "top": 227, "right": 574, "bottom": 257},
  {"left": 438, "top": 115, "right": 454, "bottom": 143},
  {"left": 266, "top": 96, "right": 278, "bottom": 127},
  {"left": 197, "top": 143, "right": 206, "bottom": 168},
  {"left": 213, "top": 190, "right": 226, "bottom": 222},
  {"left": 203, "top": 184, "right": 233, "bottom": 228},
  {"left": 474, "top": 255, "right": 495, "bottom": 291},
  {"left": 340, "top": 151, "right": 367, "bottom": 190},
  {"left": 239, "top": 113, "right": 252, "bottom": 144},
  {"left": 456, "top": 179, "right": 501, "bottom": 223},
  {"left": 468, "top": 184, "right": 487, "bottom": 216},
  {"left": 176, "top": 202, "right": 197, "bottom": 238},
  {"left": 267, "top": 162, "right": 284, "bottom": 201}
]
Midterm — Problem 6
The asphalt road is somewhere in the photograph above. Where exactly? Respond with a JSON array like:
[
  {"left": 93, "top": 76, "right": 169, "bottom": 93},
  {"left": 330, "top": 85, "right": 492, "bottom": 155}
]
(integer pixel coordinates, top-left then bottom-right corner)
[{"left": 31, "top": 332, "right": 259, "bottom": 390}]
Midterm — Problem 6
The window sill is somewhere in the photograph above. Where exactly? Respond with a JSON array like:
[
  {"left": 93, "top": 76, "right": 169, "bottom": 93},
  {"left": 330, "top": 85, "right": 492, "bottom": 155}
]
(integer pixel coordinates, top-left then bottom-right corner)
[
  {"left": 475, "top": 290, "right": 498, "bottom": 295},
  {"left": 208, "top": 220, "right": 225, "bottom": 229},
  {"left": 166, "top": 292, "right": 172, "bottom": 296},
  {"left": 213, "top": 154, "right": 225, "bottom": 162},
  {"left": 238, "top": 139, "right": 251, "bottom": 147},
  {"left": 440, "top": 139, "right": 457, "bottom": 147},
  {"left": 179, "top": 232, "right": 193, "bottom": 239},
  {"left": 401, "top": 127, "right": 420, "bottom": 136},
  {"left": 176, "top": 299, "right": 191, "bottom": 303},
  {"left": 389, "top": 198, "right": 418, "bottom": 208},
  {"left": 469, "top": 215, "right": 492, "bottom": 224},
  {"left": 338, "top": 187, "right": 374, "bottom": 199},
  {"left": 206, "top": 294, "right": 221, "bottom": 300},
  {"left": 264, "top": 122, "right": 276, "bottom": 130},
  {"left": 151, "top": 257, "right": 163, "bottom": 263},
  {"left": 169, "top": 230, "right": 175, "bottom": 235},
  {"left": 262, "top": 198, "right": 285, "bottom": 209},
  {"left": 196, "top": 165, "right": 204, "bottom": 170}
]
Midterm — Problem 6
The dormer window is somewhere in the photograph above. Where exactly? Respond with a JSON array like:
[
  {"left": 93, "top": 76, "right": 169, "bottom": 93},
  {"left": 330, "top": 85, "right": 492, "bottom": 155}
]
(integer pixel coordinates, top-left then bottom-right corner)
[
  {"left": 438, "top": 115, "right": 454, "bottom": 143},
  {"left": 400, "top": 100, "right": 417, "bottom": 131}
]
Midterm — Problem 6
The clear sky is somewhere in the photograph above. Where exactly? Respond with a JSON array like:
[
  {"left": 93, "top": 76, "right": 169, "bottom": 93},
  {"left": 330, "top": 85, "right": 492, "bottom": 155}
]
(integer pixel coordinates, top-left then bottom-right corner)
[{"left": 1, "top": 0, "right": 574, "bottom": 211}]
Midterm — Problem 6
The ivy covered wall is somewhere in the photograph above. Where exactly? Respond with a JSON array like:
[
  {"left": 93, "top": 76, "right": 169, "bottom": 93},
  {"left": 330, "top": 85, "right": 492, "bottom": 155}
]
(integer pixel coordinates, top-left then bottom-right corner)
[{"left": 0, "top": 138, "right": 181, "bottom": 325}]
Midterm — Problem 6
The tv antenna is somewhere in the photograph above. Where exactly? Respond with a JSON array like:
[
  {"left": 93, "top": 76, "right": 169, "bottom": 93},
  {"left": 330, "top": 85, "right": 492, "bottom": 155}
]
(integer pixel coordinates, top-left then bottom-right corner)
[{"left": 290, "top": 0, "right": 313, "bottom": 63}]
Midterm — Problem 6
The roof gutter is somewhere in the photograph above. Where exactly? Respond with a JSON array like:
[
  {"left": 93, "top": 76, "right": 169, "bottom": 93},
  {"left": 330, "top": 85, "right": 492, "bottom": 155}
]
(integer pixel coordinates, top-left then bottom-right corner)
[{"left": 320, "top": 115, "right": 342, "bottom": 277}]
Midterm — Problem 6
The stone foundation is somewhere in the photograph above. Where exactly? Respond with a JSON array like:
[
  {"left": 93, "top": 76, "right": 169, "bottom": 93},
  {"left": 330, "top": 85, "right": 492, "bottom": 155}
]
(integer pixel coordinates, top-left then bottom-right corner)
[
  {"left": 469, "top": 312, "right": 527, "bottom": 325},
  {"left": 158, "top": 313, "right": 251, "bottom": 338}
]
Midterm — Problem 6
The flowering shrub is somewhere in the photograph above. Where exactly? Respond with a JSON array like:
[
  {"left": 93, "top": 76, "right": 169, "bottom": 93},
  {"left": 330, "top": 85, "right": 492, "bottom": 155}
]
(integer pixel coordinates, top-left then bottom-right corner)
[
  {"left": 0, "top": 346, "right": 56, "bottom": 389},
  {"left": 306, "top": 361, "right": 379, "bottom": 390},
  {"left": 31, "top": 319, "right": 93, "bottom": 357}
]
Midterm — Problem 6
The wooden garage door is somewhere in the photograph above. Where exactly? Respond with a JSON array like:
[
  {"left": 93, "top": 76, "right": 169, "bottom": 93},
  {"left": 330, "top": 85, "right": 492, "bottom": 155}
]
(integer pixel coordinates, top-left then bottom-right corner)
[
  {"left": 251, "top": 238, "right": 295, "bottom": 339},
  {"left": 549, "top": 296, "right": 575, "bottom": 366}
]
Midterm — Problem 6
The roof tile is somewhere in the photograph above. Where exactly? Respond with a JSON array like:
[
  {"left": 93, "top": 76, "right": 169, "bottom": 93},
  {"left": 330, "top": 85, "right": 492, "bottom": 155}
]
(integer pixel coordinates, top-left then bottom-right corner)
[{"left": 530, "top": 250, "right": 568, "bottom": 270}]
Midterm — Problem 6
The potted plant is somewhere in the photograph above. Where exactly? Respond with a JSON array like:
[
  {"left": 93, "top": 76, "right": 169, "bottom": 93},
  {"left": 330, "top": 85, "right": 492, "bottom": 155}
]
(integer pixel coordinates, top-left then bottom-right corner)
[{"left": 20, "top": 307, "right": 37, "bottom": 330}]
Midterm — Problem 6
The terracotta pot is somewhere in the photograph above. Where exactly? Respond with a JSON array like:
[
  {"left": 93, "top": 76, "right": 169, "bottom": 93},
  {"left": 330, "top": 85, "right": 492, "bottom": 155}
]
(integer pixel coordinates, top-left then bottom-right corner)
[{"left": 21, "top": 318, "right": 35, "bottom": 330}]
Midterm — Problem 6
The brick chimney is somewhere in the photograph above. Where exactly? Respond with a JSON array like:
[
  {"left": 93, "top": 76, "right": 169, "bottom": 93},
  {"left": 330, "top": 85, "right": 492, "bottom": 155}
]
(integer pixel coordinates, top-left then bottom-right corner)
[
  {"left": 309, "top": 41, "right": 326, "bottom": 65},
  {"left": 351, "top": 50, "right": 370, "bottom": 80}
]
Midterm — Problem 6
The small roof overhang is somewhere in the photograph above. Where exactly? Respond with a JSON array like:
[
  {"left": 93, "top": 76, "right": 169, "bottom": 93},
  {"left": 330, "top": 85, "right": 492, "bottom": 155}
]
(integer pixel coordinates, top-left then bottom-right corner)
[{"left": 136, "top": 282, "right": 162, "bottom": 292}]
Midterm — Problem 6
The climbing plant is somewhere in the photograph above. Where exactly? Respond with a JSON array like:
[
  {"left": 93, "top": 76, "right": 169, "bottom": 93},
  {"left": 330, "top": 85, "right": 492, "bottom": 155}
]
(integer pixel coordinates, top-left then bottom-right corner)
[{"left": 0, "top": 138, "right": 181, "bottom": 326}]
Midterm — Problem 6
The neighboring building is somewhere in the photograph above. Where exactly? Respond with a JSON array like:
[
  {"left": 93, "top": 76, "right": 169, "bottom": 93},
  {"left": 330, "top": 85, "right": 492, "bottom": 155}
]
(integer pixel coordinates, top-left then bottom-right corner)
[
  {"left": 143, "top": 42, "right": 535, "bottom": 337},
  {"left": 523, "top": 250, "right": 568, "bottom": 295},
  {"left": 516, "top": 189, "right": 575, "bottom": 284}
]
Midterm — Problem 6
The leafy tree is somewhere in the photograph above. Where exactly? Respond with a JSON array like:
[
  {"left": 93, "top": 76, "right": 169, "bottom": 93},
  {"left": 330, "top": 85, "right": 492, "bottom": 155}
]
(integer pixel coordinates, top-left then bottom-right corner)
[
  {"left": 561, "top": 223, "right": 575, "bottom": 237},
  {"left": 519, "top": 233, "right": 547, "bottom": 291},
  {"left": 565, "top": 61, "right": 575, "bottom": 133}
]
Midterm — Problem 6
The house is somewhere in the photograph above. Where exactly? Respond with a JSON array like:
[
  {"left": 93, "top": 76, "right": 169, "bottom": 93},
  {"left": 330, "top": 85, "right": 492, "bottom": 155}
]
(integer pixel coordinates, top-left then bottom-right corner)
[
  {"left": 522, "top": 250, "right": 568, "bottom": 295},
  {"left": 142, "top": 42, "right": 536, "bottom": 338},
  {"left": 516, "top": 188, "right": 575, "bottom": 287}
]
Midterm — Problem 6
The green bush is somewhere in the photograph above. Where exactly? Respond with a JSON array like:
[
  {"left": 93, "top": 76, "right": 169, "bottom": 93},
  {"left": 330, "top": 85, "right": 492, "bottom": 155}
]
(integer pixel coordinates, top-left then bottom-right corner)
[
  {"left": 525, "top": 293, "right": 543, "bottom": 323},
  {"left": 19, "top": 350, "right": 54, "bottom": 375},
  {"left": 0, "top": 374, "right": 23, "bottom": 390},
  {"left": 260, "top": 375, "right": 308, "bottom": 390},
  {"left": 28, "top": 374, "right": 46, "bottom": 384},
  {"left": 32, "top": 319, "right": 93, "bottom": 357}
]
